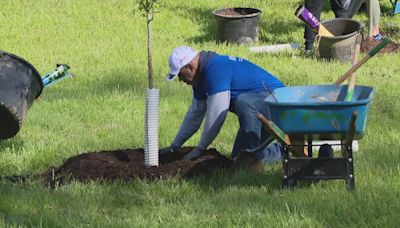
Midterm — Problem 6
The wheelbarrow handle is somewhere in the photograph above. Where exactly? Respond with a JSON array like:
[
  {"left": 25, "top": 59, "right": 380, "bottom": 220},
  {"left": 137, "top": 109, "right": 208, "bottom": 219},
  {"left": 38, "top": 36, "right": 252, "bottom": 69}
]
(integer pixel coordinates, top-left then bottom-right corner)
[
  {"left": 256, "top": 113, "right": 291, "bottom": 146},
  {"left": 334, "top": 37, "right": 391, "bottom": 85}
]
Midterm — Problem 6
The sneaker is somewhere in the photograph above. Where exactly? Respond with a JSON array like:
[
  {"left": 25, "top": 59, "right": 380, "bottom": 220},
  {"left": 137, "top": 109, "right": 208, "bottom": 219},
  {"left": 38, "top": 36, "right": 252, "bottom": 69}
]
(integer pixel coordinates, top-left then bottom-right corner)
[
  {"left": 303, "top": 48, "right": 313, "bottom": 57},
  {"left": 233, "top": 152, "right": 265, "bottom": 173},
  {"left": 373, "top": 34, "right": 382, "bottom": 41}
]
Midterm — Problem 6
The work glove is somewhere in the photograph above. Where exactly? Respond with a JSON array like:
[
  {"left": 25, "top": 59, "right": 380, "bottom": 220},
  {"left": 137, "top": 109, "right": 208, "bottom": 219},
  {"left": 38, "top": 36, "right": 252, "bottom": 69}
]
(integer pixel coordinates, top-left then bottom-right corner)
[
  {"left": 159, "top": 145, "right": 177, "bottom": 156},
  {"left": 183, "top": 147, "right": 205, "bottom": 160}
]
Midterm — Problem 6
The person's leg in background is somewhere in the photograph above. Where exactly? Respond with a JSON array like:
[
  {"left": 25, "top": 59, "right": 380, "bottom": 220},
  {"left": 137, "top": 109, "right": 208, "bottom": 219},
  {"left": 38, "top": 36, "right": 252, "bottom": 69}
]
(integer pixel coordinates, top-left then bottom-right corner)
[
  {"left": 344, "top": 0, "right": 381, "bottom": 40},
  {"left": 367, "top": 0, "right": 381, "bottom": 39},
  {"left": 304, "top": 0, "right": 324, "bottom": 53},
  {"left": 344, "top": 0, "right": 363, "bottom": 18},
  {"left": 303, "top": 0, "right": 349, "bottom": 54},
  {"left": 330, "top": 0, "right": 350, "bottom": 18}
]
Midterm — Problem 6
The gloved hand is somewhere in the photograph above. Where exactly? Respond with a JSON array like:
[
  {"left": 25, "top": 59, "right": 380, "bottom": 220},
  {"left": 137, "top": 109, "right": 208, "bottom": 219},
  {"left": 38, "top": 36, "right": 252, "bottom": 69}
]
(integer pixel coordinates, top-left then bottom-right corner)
[
  {"left": 159, "top": 146, "right": 177, "bottom": 156},
  {"left": 183, "top": 147, "right": 205, "bottom": 160}
]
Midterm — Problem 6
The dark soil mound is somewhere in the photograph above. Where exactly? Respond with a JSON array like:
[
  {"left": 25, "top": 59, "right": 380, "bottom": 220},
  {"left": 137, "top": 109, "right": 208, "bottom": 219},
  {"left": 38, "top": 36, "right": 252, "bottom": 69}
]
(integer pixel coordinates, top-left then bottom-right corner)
[
  {"left": 360, "top": 38, "right": 400, "bottom": 54},
  {"left": 41, "top": 147, "right": 233, "bottom": 187}
]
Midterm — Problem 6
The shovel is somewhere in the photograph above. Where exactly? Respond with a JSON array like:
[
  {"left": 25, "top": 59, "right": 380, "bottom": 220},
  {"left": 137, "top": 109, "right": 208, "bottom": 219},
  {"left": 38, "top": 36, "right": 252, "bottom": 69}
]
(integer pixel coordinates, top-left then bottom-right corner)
[
  {"left": 42, "top": 64, "right": 74, "bottom": 87},
  {"left": 295, "top": 5, "right": 334, "bottom": 37},
  {"left": 334, "top": 37, "right": 391, "bottom": 85},
  {"left": 344, "top": 34, "right": 362, "bottom": 101}
]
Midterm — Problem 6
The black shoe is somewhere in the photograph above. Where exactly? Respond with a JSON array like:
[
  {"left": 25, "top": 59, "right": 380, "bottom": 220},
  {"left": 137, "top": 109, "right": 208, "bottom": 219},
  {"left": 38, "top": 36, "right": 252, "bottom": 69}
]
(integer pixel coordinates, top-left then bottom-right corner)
[
  {"left": 318, "top": 144, "right": 333, "bottom": 158},
  {"left": 303, "top": 48, "right": 314, "bottom": 57}
]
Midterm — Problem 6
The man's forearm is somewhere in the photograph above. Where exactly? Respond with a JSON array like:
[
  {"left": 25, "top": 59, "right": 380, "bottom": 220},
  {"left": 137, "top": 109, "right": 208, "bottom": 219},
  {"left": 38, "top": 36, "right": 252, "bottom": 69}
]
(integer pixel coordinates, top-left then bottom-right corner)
[
  {"left": 171, "top": 98, "right": 206, "bottom": 147},
  {"left": 197, "top": 91, "right": 230, "bottom": 149}
]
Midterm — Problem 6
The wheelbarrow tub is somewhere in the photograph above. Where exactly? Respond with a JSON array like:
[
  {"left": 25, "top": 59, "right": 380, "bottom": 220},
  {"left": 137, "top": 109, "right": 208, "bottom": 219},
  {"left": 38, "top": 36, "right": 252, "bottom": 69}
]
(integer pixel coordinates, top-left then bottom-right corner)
[{"left": 264, "top": 85, "right": 374, "bottom": 140}]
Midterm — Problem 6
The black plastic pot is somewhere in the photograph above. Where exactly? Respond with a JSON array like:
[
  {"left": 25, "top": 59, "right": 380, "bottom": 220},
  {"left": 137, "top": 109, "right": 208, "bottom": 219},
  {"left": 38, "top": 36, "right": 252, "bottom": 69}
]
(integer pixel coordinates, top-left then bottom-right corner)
[
  {"left": 0, "top": 51, "right": 44, "bottom": 139},
  {"left": 212, "top": 7, "right": 262, "bottom": 44}
]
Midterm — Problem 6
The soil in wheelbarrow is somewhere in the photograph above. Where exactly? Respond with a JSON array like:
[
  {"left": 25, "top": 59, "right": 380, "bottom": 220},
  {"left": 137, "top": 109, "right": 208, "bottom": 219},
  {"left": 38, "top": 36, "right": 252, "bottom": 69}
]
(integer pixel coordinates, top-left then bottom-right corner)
[{"left": 41, "top": 147, "right": 233, "bottom": 187}]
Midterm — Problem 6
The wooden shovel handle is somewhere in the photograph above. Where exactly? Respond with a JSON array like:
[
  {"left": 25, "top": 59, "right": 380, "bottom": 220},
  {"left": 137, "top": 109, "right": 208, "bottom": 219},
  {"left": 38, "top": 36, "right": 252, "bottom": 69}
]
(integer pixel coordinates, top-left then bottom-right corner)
[
  {"left": 344, "top": 34, "right": 362, "bottom": 101},
  {"left": 334, "top": 37, "right": 391, "bottom": 85}
]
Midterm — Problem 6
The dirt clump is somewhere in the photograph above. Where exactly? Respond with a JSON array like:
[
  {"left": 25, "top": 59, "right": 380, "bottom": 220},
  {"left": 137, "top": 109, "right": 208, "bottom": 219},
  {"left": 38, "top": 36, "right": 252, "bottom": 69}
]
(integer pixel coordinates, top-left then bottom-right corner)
[
  {"left": 360, "top": 38, "right": 400, "bottom": 54},
  {"left": 213, "top": 8, "right": 259, "bottom": 17},
  {"left": 41, "top": 147, "right": 233, "bottom": 187}
]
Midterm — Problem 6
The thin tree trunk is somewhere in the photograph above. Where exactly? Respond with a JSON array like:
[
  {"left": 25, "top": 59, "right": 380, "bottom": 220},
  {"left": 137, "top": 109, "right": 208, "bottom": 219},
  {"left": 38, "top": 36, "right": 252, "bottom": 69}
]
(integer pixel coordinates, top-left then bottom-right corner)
[{"left": 146, "top": 11, "right": 153, "bottom": 89}]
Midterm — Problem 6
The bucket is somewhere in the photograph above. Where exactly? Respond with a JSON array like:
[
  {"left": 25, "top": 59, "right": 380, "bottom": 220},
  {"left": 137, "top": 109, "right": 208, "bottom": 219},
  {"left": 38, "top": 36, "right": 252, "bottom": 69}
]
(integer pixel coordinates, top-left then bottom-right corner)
[
  {"left": 212, "top": 7, "right": 262, "bottom": 44},
  {"left": 0, "top": 51, "right": 44, "bottom": 139},
  {"left": 318, "top": 18, "right": 362, "bottom": 62}
]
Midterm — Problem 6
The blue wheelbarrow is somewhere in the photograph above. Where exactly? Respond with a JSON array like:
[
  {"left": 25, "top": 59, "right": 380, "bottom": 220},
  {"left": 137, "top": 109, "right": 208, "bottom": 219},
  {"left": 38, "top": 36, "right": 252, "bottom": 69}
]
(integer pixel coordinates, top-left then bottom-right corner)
[
  {"left": 254, "top": 38, "right": 389, "bottom": 190},
  {"left": 257, "top": 85, "right": 374, "bottom": 190}
]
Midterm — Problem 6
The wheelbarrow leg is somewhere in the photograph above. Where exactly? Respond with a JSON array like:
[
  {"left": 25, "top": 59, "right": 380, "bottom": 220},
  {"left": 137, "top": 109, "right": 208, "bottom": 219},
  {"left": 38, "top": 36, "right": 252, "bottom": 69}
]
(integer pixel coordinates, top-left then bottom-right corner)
[
  {"left": 257, "top": 113, "right": 300, "bottom": 189},
  {"left": 281, "top": 145, "right": 297, "bottom": 189},
  {"left": 344, "top": 111, "right": 357, "bottom": 190},
  {"left": 307, "top": 138, "right": 313, "bottom": 158}
]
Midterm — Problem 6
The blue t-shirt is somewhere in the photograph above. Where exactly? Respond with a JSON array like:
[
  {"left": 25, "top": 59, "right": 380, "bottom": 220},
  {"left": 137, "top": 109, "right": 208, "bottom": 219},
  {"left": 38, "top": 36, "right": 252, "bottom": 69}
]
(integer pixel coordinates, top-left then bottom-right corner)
[{"left": 193, "top": 55, "right": 284, "bottom": 100}]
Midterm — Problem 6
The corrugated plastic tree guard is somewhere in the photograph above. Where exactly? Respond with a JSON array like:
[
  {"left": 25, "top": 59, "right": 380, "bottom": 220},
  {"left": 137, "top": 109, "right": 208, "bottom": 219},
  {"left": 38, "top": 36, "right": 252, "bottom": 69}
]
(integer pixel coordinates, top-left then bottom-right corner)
[{"left": 140, "top": 0, "right": 160, "bottom": 166}]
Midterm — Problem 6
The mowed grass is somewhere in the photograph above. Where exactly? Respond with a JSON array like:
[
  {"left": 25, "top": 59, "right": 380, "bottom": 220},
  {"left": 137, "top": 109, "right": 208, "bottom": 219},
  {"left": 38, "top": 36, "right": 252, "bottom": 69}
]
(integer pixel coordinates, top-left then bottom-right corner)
[{"left": 0, "top": 0, "right": 400, "bottom": 226}]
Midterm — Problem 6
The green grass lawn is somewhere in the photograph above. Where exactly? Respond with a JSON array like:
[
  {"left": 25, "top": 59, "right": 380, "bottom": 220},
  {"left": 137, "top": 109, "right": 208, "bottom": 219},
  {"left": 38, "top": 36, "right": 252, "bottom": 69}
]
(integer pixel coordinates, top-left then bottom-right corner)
[{"left": 1, "top": 0, "right": 400, "bottom": 226}]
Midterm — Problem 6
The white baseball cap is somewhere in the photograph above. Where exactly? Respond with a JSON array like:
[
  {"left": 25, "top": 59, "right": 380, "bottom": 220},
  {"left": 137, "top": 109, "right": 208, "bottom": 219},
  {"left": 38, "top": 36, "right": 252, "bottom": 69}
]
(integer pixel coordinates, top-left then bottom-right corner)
[{"left": 166, "top": 46, "right": 198, "bottom": 81}]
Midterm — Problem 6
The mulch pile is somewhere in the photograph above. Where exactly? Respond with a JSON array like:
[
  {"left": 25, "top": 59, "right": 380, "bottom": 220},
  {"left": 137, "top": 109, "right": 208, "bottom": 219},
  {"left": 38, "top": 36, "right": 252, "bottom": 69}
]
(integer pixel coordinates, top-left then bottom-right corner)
[
  {"left": 41, "top": 147, "right": 233, "bottom": 187},
  {"left": 360, "top": 29, "right": 400, "bottom": 54},
  {"left": 360, "top": 38, "right": 400, "bottom": 54}
]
